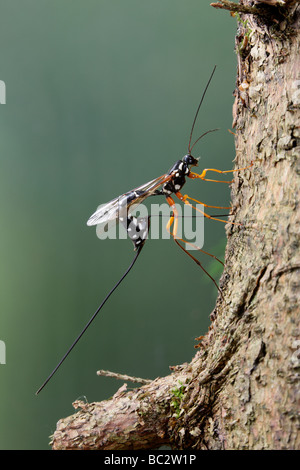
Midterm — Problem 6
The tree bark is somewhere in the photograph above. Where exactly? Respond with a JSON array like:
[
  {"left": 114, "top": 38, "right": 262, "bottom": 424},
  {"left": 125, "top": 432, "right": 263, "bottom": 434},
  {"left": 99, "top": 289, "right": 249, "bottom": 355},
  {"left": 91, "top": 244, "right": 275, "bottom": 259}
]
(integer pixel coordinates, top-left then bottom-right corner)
[{"left": 52, "top": 1, "right": 300, "bottom": 450}]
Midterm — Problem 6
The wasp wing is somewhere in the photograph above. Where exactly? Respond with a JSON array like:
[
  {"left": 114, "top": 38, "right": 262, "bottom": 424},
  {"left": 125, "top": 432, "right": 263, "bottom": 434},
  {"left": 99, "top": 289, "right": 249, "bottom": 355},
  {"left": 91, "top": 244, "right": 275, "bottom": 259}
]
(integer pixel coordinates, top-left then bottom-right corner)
[
  {"left": 87, "top": 196, "right": 120, "bottom": 227},
  {"left": 87, "top": 173, "right": 172, "bottom": 227}
]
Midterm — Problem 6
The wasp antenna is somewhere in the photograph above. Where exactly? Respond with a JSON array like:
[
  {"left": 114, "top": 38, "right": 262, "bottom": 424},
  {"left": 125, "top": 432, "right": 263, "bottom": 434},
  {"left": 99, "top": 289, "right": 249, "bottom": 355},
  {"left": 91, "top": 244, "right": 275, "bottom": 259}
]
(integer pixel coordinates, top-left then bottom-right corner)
[
  {"left": 35, "top": 244, "right": 144, "bottom": 395},
  {"left": 188, "top": 65, "right": 217, "bottom": 154},
  {"left": 189, "top": 128, "right": 219, "bottom": 154}
]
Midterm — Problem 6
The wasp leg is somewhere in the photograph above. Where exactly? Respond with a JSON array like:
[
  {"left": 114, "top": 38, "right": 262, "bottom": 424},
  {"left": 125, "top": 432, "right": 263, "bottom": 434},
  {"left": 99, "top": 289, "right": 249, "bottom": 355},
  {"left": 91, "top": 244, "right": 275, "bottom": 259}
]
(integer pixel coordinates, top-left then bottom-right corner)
[
  {"left": 181, "top": 195, "right": 231, "bottom": 210},
  {"left": 165, "top": 202, "right": 224, "bottom": 265},
  {"left": 166, "top": 212, "right": 175, "bottom": 233},
  {"left": 189, "top": 172, "right": 232, "bottom": 183},
  {"left": 165, "top": 196, "right": 223, "bottom": 295},
  {"left": 175, "top": 192, "right": 242, "bottom": 226},
  {"left": 189, "top": 161, "right": 253, "bottom": 183}
]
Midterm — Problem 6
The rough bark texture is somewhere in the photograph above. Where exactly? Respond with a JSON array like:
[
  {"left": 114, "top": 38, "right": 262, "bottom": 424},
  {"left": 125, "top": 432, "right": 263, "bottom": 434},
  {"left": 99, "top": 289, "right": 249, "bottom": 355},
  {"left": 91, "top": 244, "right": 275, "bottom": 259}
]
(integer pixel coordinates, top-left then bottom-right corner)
[{"left": 52, "top": 1, "right": 300, "bottom": 450}]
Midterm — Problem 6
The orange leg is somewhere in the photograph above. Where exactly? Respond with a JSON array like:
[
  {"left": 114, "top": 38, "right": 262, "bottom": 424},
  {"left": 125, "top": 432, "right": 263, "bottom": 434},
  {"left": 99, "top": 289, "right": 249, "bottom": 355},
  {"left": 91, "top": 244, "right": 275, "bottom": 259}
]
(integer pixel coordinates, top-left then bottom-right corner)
[
  {"left": 166, "top": 212, "right": 224, "bottom": 266},
  {"left": 183, "top": 195, "right": 231, "bottom": 210},
  {"left": 175, "top": 192, "right": 242, "bottom": 226},
  {"left": 165, "top": 196, "right": 223, "bottom": 295},
  {"left": 189, "top": 161, "right": 253, "bottom": 183}
]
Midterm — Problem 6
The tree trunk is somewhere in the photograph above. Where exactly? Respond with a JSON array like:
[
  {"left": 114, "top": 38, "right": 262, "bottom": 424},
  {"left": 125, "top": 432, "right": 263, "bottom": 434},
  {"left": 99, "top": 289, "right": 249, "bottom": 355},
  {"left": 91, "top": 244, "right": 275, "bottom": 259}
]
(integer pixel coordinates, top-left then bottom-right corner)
[{"left": 51, "top": 1, "right": 300, "bottom": 450}]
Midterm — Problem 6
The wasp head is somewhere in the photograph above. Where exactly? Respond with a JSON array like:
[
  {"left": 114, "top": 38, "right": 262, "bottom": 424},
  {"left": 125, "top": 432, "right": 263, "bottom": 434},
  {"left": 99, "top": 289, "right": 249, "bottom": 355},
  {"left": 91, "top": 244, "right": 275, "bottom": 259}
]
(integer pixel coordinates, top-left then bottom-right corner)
[{"left": 182, "top": 154, "right": 199, "bottom": 167}]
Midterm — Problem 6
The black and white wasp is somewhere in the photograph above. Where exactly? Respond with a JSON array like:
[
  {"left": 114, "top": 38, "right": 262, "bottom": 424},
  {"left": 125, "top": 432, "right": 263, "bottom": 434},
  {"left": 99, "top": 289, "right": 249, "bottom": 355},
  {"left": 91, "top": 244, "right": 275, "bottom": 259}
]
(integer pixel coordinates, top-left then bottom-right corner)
[
  {"left": 36, "top": 67, "right": 251, "bottom": 394},
  {"left": 86, "top": 154, "right": 201, "bottom": 250}
]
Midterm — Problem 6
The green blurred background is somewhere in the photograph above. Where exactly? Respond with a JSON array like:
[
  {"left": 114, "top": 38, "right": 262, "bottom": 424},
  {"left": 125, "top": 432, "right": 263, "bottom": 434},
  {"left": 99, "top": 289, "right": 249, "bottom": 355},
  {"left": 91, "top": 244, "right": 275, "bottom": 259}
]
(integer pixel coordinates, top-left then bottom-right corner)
[{"left": 0, "top": 0, "right": 238, "bottom": 449}]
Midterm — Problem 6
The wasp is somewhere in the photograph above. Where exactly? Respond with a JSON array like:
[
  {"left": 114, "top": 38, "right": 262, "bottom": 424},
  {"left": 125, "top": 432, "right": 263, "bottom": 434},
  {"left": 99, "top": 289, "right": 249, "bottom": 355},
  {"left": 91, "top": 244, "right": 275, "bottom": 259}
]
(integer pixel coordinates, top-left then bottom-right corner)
[{"left": 36, "top": 66, "right": 251, "bottom": 394}]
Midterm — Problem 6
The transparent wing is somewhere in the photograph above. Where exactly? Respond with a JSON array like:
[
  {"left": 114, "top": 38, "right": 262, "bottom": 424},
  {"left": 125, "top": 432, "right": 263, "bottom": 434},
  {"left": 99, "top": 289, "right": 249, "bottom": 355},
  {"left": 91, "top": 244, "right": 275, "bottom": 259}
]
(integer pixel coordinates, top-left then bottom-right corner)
[
  {"left": 87, "top": 173, "right": 173, "bottom": 227},
  {"left": 87, "top": 196, "right": 120, "bottom": 226},
  {"left": 130, "top": 173, "right": 172, "bottom": 195}
]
